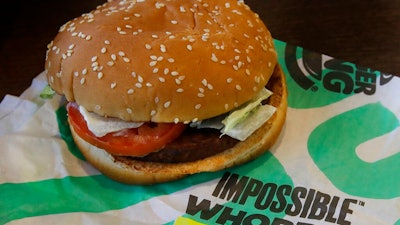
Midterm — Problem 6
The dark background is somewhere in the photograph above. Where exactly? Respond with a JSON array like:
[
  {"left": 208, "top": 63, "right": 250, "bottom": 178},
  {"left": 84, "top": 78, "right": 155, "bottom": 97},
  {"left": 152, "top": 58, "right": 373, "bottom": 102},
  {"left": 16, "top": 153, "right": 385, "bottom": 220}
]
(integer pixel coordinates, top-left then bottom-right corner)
[{"left": 1, "top": 0, "right": 399, "bottom": 100}]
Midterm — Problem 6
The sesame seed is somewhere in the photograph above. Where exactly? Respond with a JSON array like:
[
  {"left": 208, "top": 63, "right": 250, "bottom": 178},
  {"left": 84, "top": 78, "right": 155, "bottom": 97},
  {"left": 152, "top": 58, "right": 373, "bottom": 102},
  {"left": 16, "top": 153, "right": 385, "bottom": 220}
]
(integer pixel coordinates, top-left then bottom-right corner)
[
  {"left": 146, "top": 82, "right": 153, "bottom": 87},
  {"left": 107, "top": 61, "right": 114, "bottom": 66},
  {"left": 163, "top": 68, "right": 169, "bottom": 75},
  {"left": 134, "top": 13, "right": 141, "bottom": 17},
  {"left": 159, "top": 77, "right": 166, "bottom": 82},
  {"left": 145, "top": 44, "right": 152, "bottom": 50},
  {"left": 154, "top": 97, "right": 159, "bottom": 103},
  {"left": 152, "top": 34, "right": 159, "bottom": 39},
  {"left": 211, "top": 53, "right": 218, "bottom": 62},
  {"left": 198, "top": 93, "right": 205, "bottom": 98},
  {"left": 246, "top": 56, "right": 251, "bottom": 63},
  {"left": 155, "top": 2, "right": 165, "bottom": 8},
  {"left": 153, "top": 68, "right": 159, "bottom": 73},
  {"left": 171, "top": 71, "right": 179, "bottom": 76},
  {"left": 149, "top": 61, "right": 157, "bottom": 66},
  {"left": 111, "top": 54, "right": 117, "bottom": 61},
  {"left": 73, "top": 71, "right": 79, "bottom": 77},
  {"left": 80, "top": 77, "right": 85, "bottom": 84},
  {"left": 236, "top": 84, "right": 242, "bottom": 90},
  {"left": 127, "top": 89, "right": 134, "bottom": 94},
  {"left": 138, "top": 75, "right": 143, "bottom": 83},
  {"left": 157, "top": 56, "right": 163, "bottom": 61},
  {"left": 111, "top": 82, "right": 117, "bottom": 89},
  {"left": 171, "top": 20, "right": 178, "bottom": 24},
  {"left": 98, "top": 72, "right": 103, "bottom": 79},
  {"left": 180, "top": 6, "right": 186, "bottom": 12},
  {"left": 101, "top": 47, "right": 107, "bottom": 53},
  {"left": 131, "top": 72, "right": 136, "bottom": 77},
  {"left": 123, "top": 57, "right": 130, "bottom": 62},
  {"left": 225, "top": 104, "right": 229, "bottom": 110},
  {"left": 68, "top": 44, "right": 75, "bottom": 50},
  {"left": 104, "top": 40, "right": 110, "bottom": 45},
  {"left": 168, "top": 58, "right": 175, "bottom": 63},
  {"left": 174, "top": 118, "right": 180, "bottom": 123},
  {"left": 118, "top": 51, "right": 125, "bottom": 57},
  {"left": 135, "top": 83, "right": 142, "bottom": 88},
  {"left": 160, "top": 44, "right": 166, "bottom": 52},
  {"left": 226, "top": 78, "right": 233, "bottom": 83},
  {"left": 91, "top": 56, "right": 98, "bottom": 62},
  {"left": 176, "top": 88, "right": 184, "bottom": 93},
  {"left": 66, "top": 51, "right": 73, "bottom": 57},
  {"left": 246, "top": 69, "right": 251, "bottom": 75},
  {"left": 195, "top": 104, "right": 201, "bottom": 109},
  {"left": 95, "top": 105, "right": 101, "bottom": 110},
  {"left": 126, "top": 108, "right": 133, "bottom": 114},
  {"left": 164, "top": 101, "right": 171, "bottom": 108},
  {"left": 151, "top": 110, "right": 157, "bottom": 116},
  {"left": 186, "top": 44, "right": 193, "bottom": 51},
  {"left": 85, "top": 35, "right": 92, "bottom": 40},
  {"left": 82, "top": 68, "right": 88, "bottom": 75}
]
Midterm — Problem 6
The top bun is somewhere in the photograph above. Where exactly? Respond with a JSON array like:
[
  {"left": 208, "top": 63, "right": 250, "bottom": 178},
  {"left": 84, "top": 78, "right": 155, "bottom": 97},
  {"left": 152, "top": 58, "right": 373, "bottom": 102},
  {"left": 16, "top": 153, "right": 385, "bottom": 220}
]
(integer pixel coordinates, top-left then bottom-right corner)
[{"left": 45, "top": 0, "right": 277, "bottom": 123}]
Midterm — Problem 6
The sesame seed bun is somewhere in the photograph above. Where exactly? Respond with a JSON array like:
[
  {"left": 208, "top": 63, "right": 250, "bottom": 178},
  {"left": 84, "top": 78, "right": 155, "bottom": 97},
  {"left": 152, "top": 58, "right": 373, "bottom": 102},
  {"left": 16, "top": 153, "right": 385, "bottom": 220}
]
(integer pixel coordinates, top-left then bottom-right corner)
[
  {"left": 45, "top": 0, "right": 288, "bottom": 185},
  {"left": 69, "top": 65, "right": 287, "bottom": 185},
  {"left": 45, "top": 0, "right": 278, "bottom": 123}
]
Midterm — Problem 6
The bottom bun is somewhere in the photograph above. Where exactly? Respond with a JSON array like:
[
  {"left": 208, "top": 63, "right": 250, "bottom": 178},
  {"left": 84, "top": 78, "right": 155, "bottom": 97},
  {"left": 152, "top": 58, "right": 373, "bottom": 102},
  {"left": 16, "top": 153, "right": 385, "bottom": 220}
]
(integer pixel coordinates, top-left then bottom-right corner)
[{"left": 69, "top": 66, "right": 288, "bottom": 185}]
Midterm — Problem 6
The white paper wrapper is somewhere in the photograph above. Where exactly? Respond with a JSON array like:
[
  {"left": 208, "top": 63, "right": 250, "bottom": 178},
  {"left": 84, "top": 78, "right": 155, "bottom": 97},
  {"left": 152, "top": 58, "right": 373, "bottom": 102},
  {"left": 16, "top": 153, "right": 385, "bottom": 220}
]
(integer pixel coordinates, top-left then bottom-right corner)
[{"left": 1, "top": 40, "right": 399, "bottom": 225}]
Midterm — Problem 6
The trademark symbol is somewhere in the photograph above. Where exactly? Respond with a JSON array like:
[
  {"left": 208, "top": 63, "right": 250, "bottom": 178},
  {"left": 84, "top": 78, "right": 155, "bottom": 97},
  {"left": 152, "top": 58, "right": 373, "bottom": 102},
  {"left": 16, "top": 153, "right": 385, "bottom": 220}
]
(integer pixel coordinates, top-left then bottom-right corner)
[
  {"left": 311, "top": 85, "right": 318, "bottom": 92},
  {"left": 358, "top": 201, "right": 365, "bottom": 206}
]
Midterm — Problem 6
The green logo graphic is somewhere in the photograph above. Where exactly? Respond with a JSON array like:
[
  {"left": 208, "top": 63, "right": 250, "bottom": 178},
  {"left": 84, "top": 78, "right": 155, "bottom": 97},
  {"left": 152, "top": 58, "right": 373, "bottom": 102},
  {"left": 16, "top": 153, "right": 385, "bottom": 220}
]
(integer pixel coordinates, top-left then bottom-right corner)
[
  {"left": 308, "top": 102, "right": 400, "bottom": 199},
  {"left": 274, "top": 40, "right": 394, "bottom": 109}
]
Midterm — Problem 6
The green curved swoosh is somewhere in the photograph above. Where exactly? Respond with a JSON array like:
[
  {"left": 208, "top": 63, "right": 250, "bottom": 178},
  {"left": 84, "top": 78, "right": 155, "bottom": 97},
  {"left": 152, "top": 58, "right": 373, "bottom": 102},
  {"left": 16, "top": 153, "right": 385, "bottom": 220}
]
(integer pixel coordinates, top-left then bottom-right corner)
[
  {"left": 0, "top": 172, "right": 225, "bottom": 224},
  {"left": 308, "top": 102, "right": 400, "bottom": 199}
]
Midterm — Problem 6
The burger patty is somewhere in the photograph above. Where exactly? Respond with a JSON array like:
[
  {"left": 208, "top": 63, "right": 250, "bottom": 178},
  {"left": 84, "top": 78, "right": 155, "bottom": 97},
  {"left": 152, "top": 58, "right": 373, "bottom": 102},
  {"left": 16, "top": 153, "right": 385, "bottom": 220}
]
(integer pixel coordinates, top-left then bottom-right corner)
[
  {"left": 116, "top": 66, "right": 281, "bottom": 164},
  {"left": 126, "top": 127, "right": 239, "bottom": 163}
]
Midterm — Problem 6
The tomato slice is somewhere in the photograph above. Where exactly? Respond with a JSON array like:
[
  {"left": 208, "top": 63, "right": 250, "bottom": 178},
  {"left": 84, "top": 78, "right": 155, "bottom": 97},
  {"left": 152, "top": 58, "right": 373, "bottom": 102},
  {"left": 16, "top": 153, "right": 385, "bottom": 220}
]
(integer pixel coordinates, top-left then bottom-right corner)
[{"left": 67, "top": 102, "right": 186, "bottom": 157}]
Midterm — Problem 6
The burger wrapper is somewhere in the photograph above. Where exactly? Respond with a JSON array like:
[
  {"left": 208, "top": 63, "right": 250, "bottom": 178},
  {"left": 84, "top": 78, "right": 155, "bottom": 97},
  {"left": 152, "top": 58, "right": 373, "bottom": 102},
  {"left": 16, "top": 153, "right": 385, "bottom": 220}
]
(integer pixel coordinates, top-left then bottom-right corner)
[{"left": 1, "top": 40, "right": 399, "bottom": 225}]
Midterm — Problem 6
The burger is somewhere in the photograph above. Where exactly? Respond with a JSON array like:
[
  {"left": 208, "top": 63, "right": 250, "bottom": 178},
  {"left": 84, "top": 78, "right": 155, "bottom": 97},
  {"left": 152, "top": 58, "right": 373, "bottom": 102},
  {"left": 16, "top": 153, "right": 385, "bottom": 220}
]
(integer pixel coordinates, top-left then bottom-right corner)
[{"left": 45, "top": 0, "right": 288, "bottom": 184}]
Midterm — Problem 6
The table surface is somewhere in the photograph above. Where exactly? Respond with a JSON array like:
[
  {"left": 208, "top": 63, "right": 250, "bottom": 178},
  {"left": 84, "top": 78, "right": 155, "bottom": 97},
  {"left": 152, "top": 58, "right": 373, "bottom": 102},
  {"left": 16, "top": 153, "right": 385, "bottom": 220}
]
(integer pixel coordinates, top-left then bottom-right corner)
[{"left": 1, "top": 0, "right": 399, "bottom": 101}]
